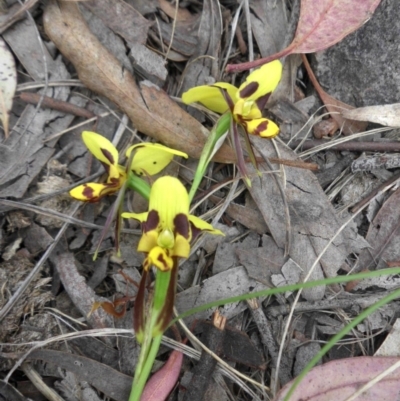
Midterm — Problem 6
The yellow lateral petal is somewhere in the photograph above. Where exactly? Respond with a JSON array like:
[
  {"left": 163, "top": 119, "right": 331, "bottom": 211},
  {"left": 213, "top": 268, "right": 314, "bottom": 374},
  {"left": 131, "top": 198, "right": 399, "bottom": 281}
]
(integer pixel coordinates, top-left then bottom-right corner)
[
  {"left": 243, "top": 118, "right": 280, "bottom": 138},
  {"left": 126, "top": 143, "right": 188, "bottom": 176},
  {"left": 188, "top": 215, "right": 224, "bottom": 236},
  {"left": 82, "top": 131, "right": 120, "bottom": 179},
  {"left": 173, "top": 234, "right": 191, "bottom": 258},
  {"left": 237, "top": 60, "right": 282, "bottom": 102},
  {"left": 182, "top": 83, "right": 238, "bottom": 114},
  {"left": 69, "top": 182, "right": 117, "bottom": 202},
  {"left": 137, "top": 230, "right": 159, "bottom": 253},
  {"left": 121, "top": 212, "right": 149, "bottom": 223}
]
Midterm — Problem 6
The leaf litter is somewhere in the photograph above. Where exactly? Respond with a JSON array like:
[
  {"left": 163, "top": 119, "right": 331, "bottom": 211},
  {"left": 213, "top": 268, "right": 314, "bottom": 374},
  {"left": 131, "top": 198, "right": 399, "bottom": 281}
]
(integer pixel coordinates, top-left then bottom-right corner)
[{"left": 1, "top": 1, "right": 400, "bottom": 400}]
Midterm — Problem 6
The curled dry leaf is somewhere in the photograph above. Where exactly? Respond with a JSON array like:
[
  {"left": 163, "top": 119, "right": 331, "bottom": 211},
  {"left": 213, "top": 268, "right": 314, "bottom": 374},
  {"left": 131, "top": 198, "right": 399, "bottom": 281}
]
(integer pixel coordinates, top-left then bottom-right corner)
[
  {"left": 43, "top": 1, "right": 235, "bottom": 163},
  {"left": 0, "top": 37, "right": 16, "bottom": 138},
  {"left": 227, "top": 0, "right": 382, "bottom": 73}
]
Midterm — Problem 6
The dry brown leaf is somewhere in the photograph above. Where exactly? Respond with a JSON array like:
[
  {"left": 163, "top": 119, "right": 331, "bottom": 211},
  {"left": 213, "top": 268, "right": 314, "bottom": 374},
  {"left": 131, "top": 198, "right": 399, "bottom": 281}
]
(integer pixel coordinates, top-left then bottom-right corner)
[
  {"left": 358, "top": 187, "right": 400, "bottom": 271},
  {"left": 248, "top": 136, "right": 366, "bottom": 301},
  {"left": 158, "top": 0, "right": 194, "bottom": 22},
  {"left": 302, "top": 55, "right": 367, "bottom": 135},
  {"left": 342, "top": 103, "right": 400, "bottom": 127},
  {"left": 43, "top": 1, "right": 235, "bottom": 163},
  {"left": 82, "top": 0, "right": 152, "bottom": 46},
  {"left": 28, "top": 349, "right": 131, "bottom": 401}
]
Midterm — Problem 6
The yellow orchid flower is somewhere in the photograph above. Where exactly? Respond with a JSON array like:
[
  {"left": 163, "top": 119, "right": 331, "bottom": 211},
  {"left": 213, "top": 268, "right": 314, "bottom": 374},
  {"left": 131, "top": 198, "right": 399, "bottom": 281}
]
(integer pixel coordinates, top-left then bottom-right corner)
[
  {"left": 182, "top": 60, "right": 282, "bottom": 138},
  {"left": 122, "top": 176, "right": 223, "bottom": 271},
  {"left": 69, "top": 131, "right": 188, "bottom": 202}
]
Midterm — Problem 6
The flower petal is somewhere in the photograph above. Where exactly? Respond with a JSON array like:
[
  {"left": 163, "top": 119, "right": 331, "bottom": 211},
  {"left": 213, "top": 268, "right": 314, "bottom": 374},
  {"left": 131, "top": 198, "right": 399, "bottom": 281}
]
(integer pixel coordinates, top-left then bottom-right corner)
[
  {"left": 188, "top": 215, "right": 224, "bottom": 240},
  {"left": 243, "top": 118, "right": 280, "bottom": 138},
  {"left": 121, "top": 211, "right": 149, "bottom": 223},
  {"left": 126, "top": 143, "right": 188, "bottom": 176},
  {"left": 182, "top": 83, "right": 238, "bottom": 114},
  {"left": 138, "top": 230, "right": 159, "bottom": 254},
  {"left": 148, "top": 176, "right": 190, "bottom": 231},
  {"left": 237, "top": 60, "right": 282, "bottom": 102},
  {"left": 173, "top": 234, "right": 191, "bottom": 258},
  {"left": 82, "top": 131, "right": 120, "bottom": 180},
  {"left": 69, "top": 182, "right": 120, "bottom": 202},
  {"left": 146, "top": 247, "right": 174, "bottom": 271},
  {"left": 234, "top": 99, "right": 262, "bottom": 120}
]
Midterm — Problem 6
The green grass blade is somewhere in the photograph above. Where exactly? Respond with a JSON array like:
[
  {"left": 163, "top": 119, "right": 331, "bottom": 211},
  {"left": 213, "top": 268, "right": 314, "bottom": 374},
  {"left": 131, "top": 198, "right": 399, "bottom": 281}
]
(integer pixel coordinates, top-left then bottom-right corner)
[{"left": 172, "top": 268, "right": 400, "bottom": 324}]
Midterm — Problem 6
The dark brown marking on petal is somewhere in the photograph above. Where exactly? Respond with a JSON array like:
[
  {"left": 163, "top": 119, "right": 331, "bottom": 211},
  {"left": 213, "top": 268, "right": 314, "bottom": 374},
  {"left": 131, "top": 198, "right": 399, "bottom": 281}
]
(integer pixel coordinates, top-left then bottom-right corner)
[
  {"left": 82, "top": 185, "right": 95, "bottom": 199},
  {"left": 157, "top": 252, "right": 168, "bottom": 269},
  {"left": 189, "top": 222, "right": 202, "bottom": 243},
  {"left": 143, "top": 210, "right": 159, "bottom": 232},
  {"left": 101, "top": 148, "right": 115, "bottom": 165},
  {"left": 253, "top": 120, "right": 269, "bottom": 136},
  {"left": 174, "top": 213, "right": 190, "bottom": 239},
  {"left": 256, "top": 93, "right": 271, "bottom": 111},
  {"left": 239, "top": 81, "right": 259, "bottom": 98}
]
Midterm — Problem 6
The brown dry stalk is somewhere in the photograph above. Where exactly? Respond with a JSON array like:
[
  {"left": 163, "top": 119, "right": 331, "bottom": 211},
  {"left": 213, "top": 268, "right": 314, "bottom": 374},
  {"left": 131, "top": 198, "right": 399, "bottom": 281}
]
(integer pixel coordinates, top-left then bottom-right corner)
[{"left": 19, "top": 92, "right": 95, "bottom": 119}]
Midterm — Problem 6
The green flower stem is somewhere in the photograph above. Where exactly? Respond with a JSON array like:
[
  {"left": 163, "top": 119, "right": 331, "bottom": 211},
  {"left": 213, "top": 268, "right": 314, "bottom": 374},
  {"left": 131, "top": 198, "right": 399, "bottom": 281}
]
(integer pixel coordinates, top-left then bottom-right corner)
[
  {"left": 131, "top": 324, "right": 153, "bottom": 390},
  {"left": 130, "top": 270, "right": 172, "bottom": 401},
  {"left": 189, "top": 113, "right": 231, "bottom": 202},
  {"left": 129, "top": 334, "right": 163, "bottom": 401},
  {"left": 127, "top": 174, "right": 151, "bottom": 200},
  {"left": 282, "top": 285, "right": 400, "bottom": 401}
]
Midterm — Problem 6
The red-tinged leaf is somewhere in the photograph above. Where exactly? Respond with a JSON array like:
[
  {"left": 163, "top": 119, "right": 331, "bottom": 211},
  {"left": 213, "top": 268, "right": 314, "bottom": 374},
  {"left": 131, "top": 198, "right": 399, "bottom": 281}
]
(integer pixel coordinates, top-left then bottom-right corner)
[
  {"left": 227, "top": 0, "right": 382, "bottom": 73},
  {"left": 141, "top": 350, "right": 183, "bottom": 401},
  {"left": 301, "top": 54, "right": 367, "bottom": 135},
  {"left": 274, "top": 356, "right": 400, "bottom": 401}
]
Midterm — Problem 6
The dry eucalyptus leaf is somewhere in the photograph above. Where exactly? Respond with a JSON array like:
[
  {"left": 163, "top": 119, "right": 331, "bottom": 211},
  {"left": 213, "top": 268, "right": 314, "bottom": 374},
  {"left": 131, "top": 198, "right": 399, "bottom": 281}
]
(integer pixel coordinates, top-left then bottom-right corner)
[
  {"left": 0, "top": 37, "right": 16, "bottom": 138},
  {"left": 43, "top": 1, "right": 235, "bottom": 163},
  {"left": 352, "top": 154, "right": 400, "bottom": 172},
  {"left": 375, "top": 318, "right": 400, "bottom": 357},
  {"left": 342, "top": 103, "right": 400, "bottom": 127},
  {"left": 28, "top": 349, "right": 131, "bottom": 401},
  {"left": 358, "top": 187, "right": 400, "bottom": 271},
  {"left": 81, "top": 0, "right": 152, "bottom": 46},
  {"left": 228, "top": 0, "right": 381, "bottom": 73},
  {"left": 275, "top": 356, "right": 400, "bottom": 401},
  {"left": 175, "top": 266, "right": 269, "bottom": 325},
  {"left": 248, "top": 136, "right": 367, "bottom": 301}
]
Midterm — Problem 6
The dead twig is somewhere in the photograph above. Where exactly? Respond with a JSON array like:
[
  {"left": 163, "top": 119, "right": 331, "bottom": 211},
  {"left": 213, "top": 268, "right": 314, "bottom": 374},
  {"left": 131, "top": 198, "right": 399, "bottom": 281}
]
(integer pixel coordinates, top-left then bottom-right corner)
[
  {"left": 291, "top": 139, "right": 400, "bottom": 153},
  {"left": 19, "top": 92, "right": 95, "bottom": 119}
]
